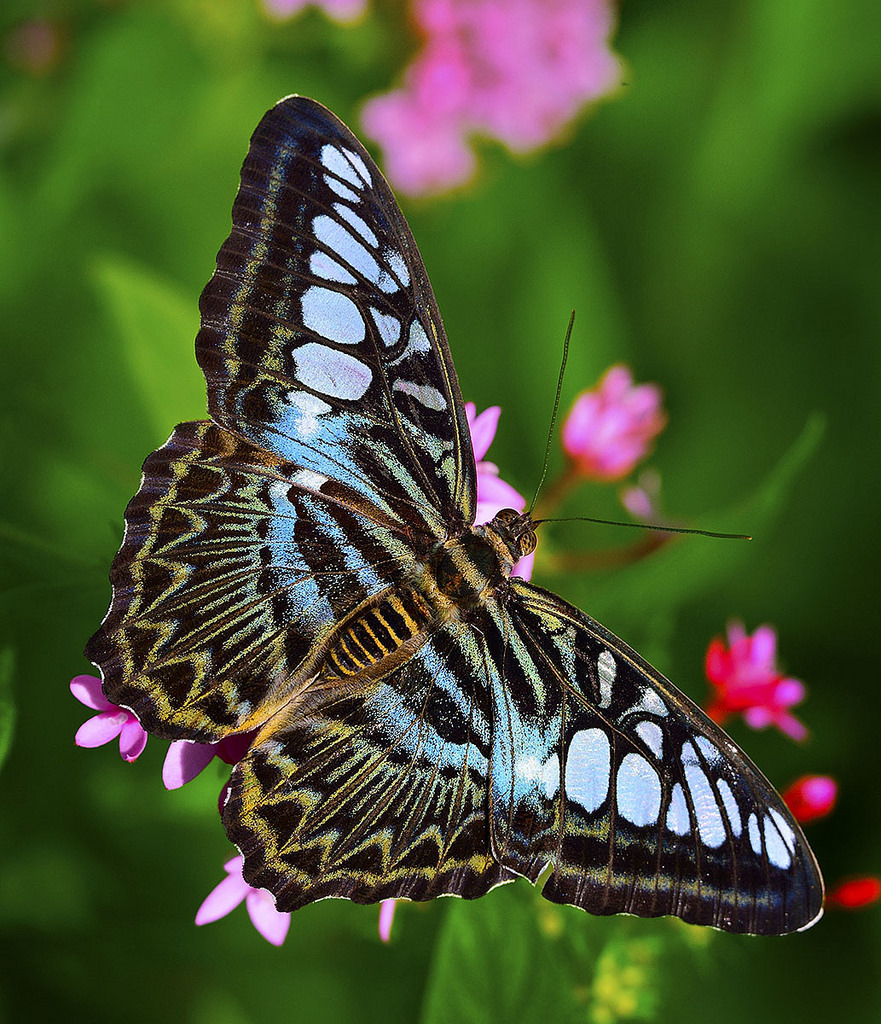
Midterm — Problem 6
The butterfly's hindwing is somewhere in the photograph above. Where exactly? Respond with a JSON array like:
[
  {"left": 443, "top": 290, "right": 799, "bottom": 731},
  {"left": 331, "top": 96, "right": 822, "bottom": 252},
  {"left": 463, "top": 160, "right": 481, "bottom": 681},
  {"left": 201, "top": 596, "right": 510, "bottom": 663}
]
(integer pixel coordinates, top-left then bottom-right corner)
[
  {"left": 224, "top": 620, "right": 514, "bottom": 909},
  {"left": 197, "top": 98, "right": 474, "bottom": 539},
  {"left": 485, "top": 581, "right": 823, "bottom": 935},
  {"left": 86, "top": 419, "right": 418, "bottom": 740}
]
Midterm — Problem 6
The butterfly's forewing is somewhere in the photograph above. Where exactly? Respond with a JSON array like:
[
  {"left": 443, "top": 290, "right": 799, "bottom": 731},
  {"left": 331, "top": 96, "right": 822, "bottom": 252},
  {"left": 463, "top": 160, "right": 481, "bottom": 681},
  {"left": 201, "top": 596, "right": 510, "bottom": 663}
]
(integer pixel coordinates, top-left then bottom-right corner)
[
  {"left": 224, "top": 620, "right": 513, "bottom": 908},
  {"left": 486, "top": 581, "right": 824, "bottom": 934},
  {"left": 197, "top": 96, "right": 475, "bottom": 537}
]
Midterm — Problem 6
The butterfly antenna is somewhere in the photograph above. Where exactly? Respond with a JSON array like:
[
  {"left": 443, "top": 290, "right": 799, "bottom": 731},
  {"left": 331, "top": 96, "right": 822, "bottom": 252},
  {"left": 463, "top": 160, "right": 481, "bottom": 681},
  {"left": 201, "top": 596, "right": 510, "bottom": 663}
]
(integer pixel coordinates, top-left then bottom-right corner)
[
  {"left": 528, "top": 310, "right": 575, "bottom": 515},
  {"left": 531, "top": 514, "right": 751, "bottom": 541}
]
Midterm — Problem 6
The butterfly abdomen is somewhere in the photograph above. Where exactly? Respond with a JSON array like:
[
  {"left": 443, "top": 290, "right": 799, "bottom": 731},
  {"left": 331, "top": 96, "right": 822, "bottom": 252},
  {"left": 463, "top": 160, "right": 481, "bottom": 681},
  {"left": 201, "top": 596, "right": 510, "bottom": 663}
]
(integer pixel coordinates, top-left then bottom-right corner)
[{"left": 324, "top": 587, "right": 434, "bottom": 679}]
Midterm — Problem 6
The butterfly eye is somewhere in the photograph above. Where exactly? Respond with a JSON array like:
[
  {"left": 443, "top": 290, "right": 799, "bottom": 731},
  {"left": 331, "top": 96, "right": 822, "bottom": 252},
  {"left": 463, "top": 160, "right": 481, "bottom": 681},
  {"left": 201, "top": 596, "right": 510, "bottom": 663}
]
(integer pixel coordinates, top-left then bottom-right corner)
[{"left": 519, "top": 531, "right": 537, "bottom": 557}]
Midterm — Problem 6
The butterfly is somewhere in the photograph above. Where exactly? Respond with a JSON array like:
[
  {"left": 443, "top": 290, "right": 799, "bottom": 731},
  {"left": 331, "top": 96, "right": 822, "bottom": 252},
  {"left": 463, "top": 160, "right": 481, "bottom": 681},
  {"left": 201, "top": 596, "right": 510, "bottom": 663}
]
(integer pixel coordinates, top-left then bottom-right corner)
[{"left": 86, "top": 96, "right": 823, "bottom": 935}]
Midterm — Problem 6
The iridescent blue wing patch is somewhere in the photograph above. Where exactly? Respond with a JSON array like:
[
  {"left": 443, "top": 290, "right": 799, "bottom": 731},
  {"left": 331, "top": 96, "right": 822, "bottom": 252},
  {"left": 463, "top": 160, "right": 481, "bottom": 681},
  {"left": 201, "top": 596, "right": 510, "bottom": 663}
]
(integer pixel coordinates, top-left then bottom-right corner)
[
  {"left": 484, "top": 581, "right": 824, "bottom": 935},
  {"left": 197, "top": 97, "right": 475, "bottom": 537}
]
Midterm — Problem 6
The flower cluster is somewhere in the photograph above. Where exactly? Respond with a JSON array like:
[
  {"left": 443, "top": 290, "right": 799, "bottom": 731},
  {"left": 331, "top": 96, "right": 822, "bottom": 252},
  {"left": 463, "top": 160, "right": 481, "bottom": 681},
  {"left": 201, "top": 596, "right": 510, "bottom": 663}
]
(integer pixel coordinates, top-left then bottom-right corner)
[
  {"left": 704, "top": 622, "right": 807, "bottom": 741},
  {"left": 361, "top": 0, "right": 621, "bottom": 195}
]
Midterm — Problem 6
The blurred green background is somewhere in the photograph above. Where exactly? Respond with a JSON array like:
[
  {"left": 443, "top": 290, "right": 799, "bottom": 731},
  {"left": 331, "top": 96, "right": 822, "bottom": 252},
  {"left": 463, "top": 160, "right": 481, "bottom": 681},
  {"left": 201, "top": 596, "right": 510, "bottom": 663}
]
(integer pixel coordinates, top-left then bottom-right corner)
[{"left": 1, "top": 1, "right": 879, "bottom": 1021}]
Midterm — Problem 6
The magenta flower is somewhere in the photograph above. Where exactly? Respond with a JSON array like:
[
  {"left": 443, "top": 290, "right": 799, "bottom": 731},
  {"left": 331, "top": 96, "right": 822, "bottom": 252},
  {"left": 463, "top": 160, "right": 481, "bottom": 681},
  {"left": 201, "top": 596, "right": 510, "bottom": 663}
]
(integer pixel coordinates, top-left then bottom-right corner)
[
  {"left": 362, "top": 0, "right": 621, "bottom": 195},
  {"left": 704, "top": 622, "right": 807, "bottom": 741},
  {"left": 782, "top": 775, "right": 838, "bottom": 824},
  {"left": 562, "top": 365, "right": 666, "bottom": 482},
  {"left": 196, "top": 856, "right": 291, "bottom": 945},
  {"left": 163, "top": 732, "right": 255, "bottom": 790},
  {"left": 466, "top": 402, "right": 533, "bottom": 580},
  {"left": 70, "top": 674, "right": 148, "bottom": 762},
  {"left": 260, "top": 0, "right": 367, "bottom": 22}
]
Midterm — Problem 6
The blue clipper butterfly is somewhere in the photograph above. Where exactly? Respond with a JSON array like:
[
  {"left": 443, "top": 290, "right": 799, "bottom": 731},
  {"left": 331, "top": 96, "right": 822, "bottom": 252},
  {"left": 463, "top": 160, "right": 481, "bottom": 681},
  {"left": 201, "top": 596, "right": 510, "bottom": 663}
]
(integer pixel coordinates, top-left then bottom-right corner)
[{"left": 86, "top": 96, "right": 823, "bottom": 934}]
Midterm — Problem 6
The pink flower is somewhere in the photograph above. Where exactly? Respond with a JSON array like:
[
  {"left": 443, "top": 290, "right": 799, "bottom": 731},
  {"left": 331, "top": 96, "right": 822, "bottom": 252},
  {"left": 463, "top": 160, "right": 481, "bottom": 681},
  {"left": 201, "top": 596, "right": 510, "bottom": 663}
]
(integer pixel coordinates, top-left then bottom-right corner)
[
  {"left": 260, "top": 0, "right": 367, "bottom": 23},
  {"left": 378, "top": 898, "right": 397, "bottom": 942},
  {"left": 70, "top": 674, "right": 148, "bottom": 762},
  {"left": 826, "top": 877, "right": 881, "bottom": 910},
  {"left": 466, "top": 402, "right": 533, "bottom": 580},
  {"left": 704, "top": 622, "right": 807, "bottom": 741},
  {"left": 163, "top": 732, "right": 255, "bottom": 790},
  {"left": 562, "top": 365, "right": 666, "bottom": 482},
  {"left": 196, "top": 856, "right": 291, "bottom": 945},
  {"left": 362, "top": 0, "right": 621, "bottom": 195},
  {"left": 782, "top": 775, "right": 837, "bottom": 824}
]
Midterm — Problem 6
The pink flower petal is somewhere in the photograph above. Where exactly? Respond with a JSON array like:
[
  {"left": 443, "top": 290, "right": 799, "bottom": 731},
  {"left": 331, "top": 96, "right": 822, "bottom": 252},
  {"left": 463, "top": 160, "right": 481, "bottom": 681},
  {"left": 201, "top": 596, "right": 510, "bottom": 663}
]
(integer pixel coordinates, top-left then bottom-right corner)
[
  {"left": 195, "top": 871, "right": 250, "bottom": 925},
  {"left": 75, "top": 710, "right": 128, "bottom": 748},
  {"left": 378, "top": 898, "right": 397, "bottom": 942},
  {"left": 70, "top": 674, "right": 114, "bottom": 712},
  {"left": 246, "top": 890, "right": 291, "bottom": 946},
  {"left": 467, "top": 405, "right": 502, "bottom": 462},
  {"left": 163, "top": 740, "right": 219, "bottom": 790},
  {"left": 118, "top": 718, "right": 148, "bottom": 762}
]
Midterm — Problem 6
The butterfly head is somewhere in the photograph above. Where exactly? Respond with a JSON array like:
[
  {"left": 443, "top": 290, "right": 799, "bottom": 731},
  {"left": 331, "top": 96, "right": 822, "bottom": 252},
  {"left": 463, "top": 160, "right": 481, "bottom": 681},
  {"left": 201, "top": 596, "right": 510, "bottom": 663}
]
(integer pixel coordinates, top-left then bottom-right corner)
[{"left": 485, "top": 508, "right": 538, "bottom": 563}]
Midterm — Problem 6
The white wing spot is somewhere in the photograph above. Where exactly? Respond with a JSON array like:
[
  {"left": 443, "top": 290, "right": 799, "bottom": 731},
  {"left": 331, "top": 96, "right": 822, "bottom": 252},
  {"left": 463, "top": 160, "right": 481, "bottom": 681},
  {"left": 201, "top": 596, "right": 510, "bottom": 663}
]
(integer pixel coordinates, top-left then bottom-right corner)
[
  {"left": 290, "top": 468, "right": 327, "bottom": 491},
  {"left": 763, "top": 814, "right": 793, "bottom": 869},
  {"left": 681, "top": 741, "right": 726, "bottom": 848},
  {"left": 324, "top": 174, "right": 359, "bottom": 202},
  {"left": 768, "top": 807, "right": 797, "bottom": 853},
  {"left": 320, "top": 144, "right": 363, "bottom": 188},
  {"left": 301, "top": 285, "right": 365, "bottom": 344},
  {"left": 386, "top": 249, "right": 410, "bottom": 287},
  {"left": 597, "top": 649, "right": 616, "bottom": 708},
  {"left": 695, "top": 736, "right": 723, "bottom": 765},
  {"left": 393, "top": 379, "right": 447, "bottom": 411},
  {"left": 369, "top": 308, "right": 400, "bottom": 347},
  {"left": 333, "top": 203, "right": 378, "bottom": 247},
  {"left": 747, "top": 813, "right": 763, "bottom": 856},
  {"left": 717, "top": 779, "right": 742, "bottom": 837},
  {"left": 284, "top": 390, "right": 331, "bottom": 439},
  {"left": 389, "top": 320, "right": 432, "bottom": 366},
  {"left": 309, "top": 250, "right": 357, "bottom": 285},
  {"left": 292, "top": 343, "right": 372, "bottom": 401},
  {"left": 616, "top": 753, "right": 662, "bottom": 827},
  {"left": 565, "top": 728, "right": 610, "bottom": 812},
  {"left": 666, "top": 782, "right": 691, "bottom": 836},
  {"left": 635, "top": 720, "right": 664, "bottom": 759},
  {"left": 342, "top": 146, "right": 372, "bottom": 186},
  {"left": 634, "top": 688, "right": 669, "bottom": 717},
  {"left": 313, "top": 215, "right": 381, "bottom": 284}
]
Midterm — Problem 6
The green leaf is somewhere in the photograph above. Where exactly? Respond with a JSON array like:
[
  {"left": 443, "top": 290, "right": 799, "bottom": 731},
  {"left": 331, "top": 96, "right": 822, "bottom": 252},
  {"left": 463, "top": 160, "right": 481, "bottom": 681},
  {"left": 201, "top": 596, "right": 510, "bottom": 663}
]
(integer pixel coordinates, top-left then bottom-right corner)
[
  {"left": 420, "top": 886, "right": 572, "bottom": 1024},
  {"left": 91, "top": 253, "right": 204, "bottom": 439},
  {"left": 0, "top": 648, "right": 16, "bottom": 775}
]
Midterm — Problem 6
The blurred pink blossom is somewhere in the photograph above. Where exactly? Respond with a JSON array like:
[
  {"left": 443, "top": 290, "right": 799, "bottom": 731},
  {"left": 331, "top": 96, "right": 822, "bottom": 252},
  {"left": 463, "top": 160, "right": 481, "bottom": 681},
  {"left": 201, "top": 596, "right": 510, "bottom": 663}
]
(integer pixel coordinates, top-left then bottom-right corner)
[
  {"left": 70, "top": 674, "right": 147, "bottom": 762},
  {"left": 362, "top": 0, "right": 621, "bottom": 195},
  {"left": 783, "top": 775, "right": 837, "bottom": 824},
  {"left": 196, "top": 856, "right": 291, "bottom": 945},
  {"left": 562, "top": 365, "right": 666, "bottom": 482},
  {"left": 378, "top": 898, "right": 397, "bottom": 942},
  {"left": 261, "top": 0, "right": 367, "bottom": 23},
  {"left": 704, "top": 622, "right": 807, "bottom": 741},
  {"left": 466, "top": 402, "right": 534, "bottom": 580}
]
